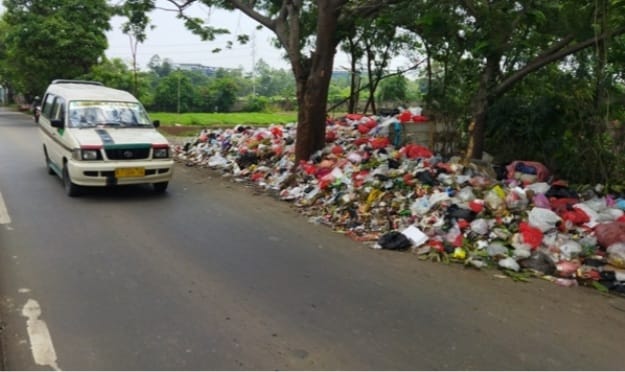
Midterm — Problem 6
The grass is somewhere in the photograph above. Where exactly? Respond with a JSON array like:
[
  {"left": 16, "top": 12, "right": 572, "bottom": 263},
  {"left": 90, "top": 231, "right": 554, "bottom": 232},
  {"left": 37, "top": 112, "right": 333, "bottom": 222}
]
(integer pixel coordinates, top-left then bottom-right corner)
[{"left": 149, "top": 112, "right": 298, "bottom": 127}]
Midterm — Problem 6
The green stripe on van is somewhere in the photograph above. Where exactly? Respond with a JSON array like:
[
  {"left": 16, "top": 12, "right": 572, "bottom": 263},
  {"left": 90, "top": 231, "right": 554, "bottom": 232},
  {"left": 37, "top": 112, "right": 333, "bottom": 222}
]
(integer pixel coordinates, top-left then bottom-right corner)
[{"left": 103, "top": 143, "right": 151, "bottom": 150}]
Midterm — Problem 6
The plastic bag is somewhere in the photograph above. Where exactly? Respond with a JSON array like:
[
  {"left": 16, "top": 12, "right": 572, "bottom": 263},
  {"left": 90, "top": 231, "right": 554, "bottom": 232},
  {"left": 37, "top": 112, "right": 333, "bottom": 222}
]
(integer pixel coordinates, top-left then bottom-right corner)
[
  {"left": 532, "top": 193, "right": 551, "bottom": 209},
  {"left": 487, "top": 242, "right": 509, "bottom": 257},
  {"left": 498, "top": 257, "right": 520, "bottom": 272},
  {"left": 594, "top": 222, "right": 625, "bottom": 249},
  {"left": 484, "top": 188, "right": 505, "bottom": 211},
  {"left": 505, "top": 187, "right": 528, "bottom": 211},
  {"left": 377, "top": 231, "right": 412, "bottom": 250},
  {"left": 470, "top": 219, "right": 490, "bottom": 235},
  {"left": 607, "top": 243, "right": 625, "bottom": 268},
  {"left": 456, "top": 186, "right": 476, "bottom": 202},
  {"left": 559, "top": 240, "right": 582, "bottom": 260},
  {"left": 525, "top": 182, "right": 551, "bottom": 195},
  {"left": 207, "top": 154, "right": 229, "bottom": 168},
  {"left": 506, "top": 161, "right": 550, "bottom": 182},
  {"left": 410, "top": 196, "right": 431, "bottom": 216},
  {"left": 429, "top": 191, "right": 450, "bottom": 207},
  {"left": 519, "top": 251, "right": 556, "bottom": 275},
  {"left": 519, "top": 222, "right": 543, "bottom": 249},
  {"left": 528, "top": 207, "right": 561, "bottom": 232}
]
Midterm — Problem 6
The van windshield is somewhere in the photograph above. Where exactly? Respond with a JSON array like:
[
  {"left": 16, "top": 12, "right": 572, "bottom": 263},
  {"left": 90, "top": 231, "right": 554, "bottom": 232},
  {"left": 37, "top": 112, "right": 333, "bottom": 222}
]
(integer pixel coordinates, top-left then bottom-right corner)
[{"left": 68, "top": 101, "right": 152, "bottom": 128}]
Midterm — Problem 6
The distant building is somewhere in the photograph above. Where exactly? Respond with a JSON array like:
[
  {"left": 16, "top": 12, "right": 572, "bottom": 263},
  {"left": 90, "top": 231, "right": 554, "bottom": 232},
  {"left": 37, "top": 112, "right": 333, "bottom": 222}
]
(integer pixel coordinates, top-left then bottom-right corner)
[{"left": 171, "top": 63, "right": 217, "bottom": 76}]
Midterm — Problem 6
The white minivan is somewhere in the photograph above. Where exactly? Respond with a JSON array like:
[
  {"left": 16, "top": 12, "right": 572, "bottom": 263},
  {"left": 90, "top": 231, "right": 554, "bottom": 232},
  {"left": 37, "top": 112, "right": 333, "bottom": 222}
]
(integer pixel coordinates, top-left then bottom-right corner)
[{"left": 38, "top": 80, "right": 174, "bottom": 196}]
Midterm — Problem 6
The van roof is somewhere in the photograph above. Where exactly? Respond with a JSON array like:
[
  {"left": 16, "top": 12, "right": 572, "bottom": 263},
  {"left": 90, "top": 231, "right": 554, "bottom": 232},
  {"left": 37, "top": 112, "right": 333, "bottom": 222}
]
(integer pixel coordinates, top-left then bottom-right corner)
[{"left": 45, "top": 81, "right": 139, "bottom": 103}]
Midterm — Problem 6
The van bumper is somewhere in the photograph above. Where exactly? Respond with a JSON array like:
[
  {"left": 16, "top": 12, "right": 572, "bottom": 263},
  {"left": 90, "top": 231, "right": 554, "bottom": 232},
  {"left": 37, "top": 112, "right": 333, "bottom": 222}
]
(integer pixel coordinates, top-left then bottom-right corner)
[{"left": 67, "top": 159, "right": 174, "bottom": 187}]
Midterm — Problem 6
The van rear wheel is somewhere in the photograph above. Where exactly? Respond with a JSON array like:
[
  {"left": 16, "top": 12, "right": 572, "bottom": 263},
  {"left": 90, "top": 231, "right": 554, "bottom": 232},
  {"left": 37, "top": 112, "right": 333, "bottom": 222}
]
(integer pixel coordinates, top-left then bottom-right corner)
[{"left": 63, "top": 165, "right": 81, "bottom": 197}]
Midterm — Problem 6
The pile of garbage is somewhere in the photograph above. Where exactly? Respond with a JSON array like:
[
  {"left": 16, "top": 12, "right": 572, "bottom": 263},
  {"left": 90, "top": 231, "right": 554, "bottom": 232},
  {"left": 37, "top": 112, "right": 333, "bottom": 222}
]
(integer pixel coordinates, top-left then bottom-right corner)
[{"left": 172, "top": 111, "right": 625, "bottom": 295}]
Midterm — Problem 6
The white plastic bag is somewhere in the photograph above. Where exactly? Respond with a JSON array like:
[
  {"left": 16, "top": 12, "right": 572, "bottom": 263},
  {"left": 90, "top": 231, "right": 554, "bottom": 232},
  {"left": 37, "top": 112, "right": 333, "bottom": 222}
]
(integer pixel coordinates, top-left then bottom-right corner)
[
  {"left": 498, "top": 257, "right": 520, "bottom": 272},
  {"left": 410, "top": 196, "right": 431, "bottom": 216},
  {"left": 559, "top": 240, "right": 582, "bottom": 260},
  {"left": 470, "top": 219, "right": 490, "bottom": 235},
  {"left": 528, "top": 207, "right": 561, "bottom": 232}
]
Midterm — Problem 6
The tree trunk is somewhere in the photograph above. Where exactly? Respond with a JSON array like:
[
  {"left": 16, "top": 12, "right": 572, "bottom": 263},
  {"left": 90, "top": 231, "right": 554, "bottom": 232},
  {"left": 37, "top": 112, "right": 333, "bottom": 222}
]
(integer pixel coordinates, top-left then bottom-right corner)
[
  {"left": 465, "top": 57, "right": 499, "bottom": 162},
  {"left": 347, "top": 37, "right": 360, "bottom": 114},
  {"left": 293, "top": 0, "right": 341, "bottom": 162}
]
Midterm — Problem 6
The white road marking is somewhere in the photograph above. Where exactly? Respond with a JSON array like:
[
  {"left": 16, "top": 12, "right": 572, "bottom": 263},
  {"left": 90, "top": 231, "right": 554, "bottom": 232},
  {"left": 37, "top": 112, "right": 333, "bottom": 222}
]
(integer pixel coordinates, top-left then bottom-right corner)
[
  {"left": 0, "top": 190, "right": 11, "bottom": 225},
  {"left": 21, "top": 299, "right": 61, "bottom": 371}
]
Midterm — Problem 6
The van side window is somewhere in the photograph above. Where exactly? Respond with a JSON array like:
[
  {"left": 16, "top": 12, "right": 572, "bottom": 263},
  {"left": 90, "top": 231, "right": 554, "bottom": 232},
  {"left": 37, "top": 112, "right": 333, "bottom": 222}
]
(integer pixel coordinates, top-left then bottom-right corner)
[
  {"left": 41, "top": 94, "right": 55, "bottom": 119},
  {"left": 52, "top": 97, "right": 66, "bottom": 121}
]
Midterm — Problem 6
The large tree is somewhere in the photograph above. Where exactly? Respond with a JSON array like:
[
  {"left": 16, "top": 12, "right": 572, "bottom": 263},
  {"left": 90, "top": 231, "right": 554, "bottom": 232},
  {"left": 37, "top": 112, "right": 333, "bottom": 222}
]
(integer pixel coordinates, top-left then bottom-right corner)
[
  {"left": 122, "top": 0, "right": 402, "bottom": 162},
  {"left": 1, "top": 0, "right": 112, "bottom": 97},
  {"left": 403, "top": 0, "right": 625, "bottom": 161}
]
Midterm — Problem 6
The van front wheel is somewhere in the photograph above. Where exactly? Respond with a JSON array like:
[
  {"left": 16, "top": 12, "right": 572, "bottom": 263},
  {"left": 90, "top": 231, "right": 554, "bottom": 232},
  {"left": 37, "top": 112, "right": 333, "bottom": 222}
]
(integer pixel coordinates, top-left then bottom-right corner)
[
  {"left": 153, "top": 182, "right": 168, "bottom": 194},
  {"left": 43, "top": 147, "right": 55, "bottom": 175},
  {"left": 63, "top": 165, "right": 81, "bottom": 197}
]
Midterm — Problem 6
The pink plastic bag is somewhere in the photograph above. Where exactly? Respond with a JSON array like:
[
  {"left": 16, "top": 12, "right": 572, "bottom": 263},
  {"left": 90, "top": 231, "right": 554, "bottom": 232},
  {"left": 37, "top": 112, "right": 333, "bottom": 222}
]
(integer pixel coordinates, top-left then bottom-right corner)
[
  {"left": 506, "top": 161, "right": 550, "bottom": 182},
  {"left": 594, "top": 222, "right": 625, "bottom": 249}
]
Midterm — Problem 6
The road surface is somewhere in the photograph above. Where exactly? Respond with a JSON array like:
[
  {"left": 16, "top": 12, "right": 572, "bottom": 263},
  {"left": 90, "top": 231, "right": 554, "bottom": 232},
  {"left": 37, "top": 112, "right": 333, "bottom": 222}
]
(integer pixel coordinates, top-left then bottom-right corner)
[{"left": 1, "top": 109, "right": 624, "bottom": 370}]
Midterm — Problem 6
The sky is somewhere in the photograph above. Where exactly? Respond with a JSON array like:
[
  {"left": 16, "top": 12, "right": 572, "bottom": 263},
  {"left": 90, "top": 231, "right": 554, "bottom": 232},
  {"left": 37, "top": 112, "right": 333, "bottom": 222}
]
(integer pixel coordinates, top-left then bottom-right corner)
[
  {"left": 105, "top": 2, "right": 289, "bottom": 72},
  {"left": 105, "top": 1, "right": 414, "bottom": 74}
]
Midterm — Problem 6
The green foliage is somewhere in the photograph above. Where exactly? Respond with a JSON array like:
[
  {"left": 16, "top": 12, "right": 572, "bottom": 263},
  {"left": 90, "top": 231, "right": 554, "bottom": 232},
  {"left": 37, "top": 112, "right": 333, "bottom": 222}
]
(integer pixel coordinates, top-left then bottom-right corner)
[
  {"left": 242, "top": 95, "right": 270, "bottom": 112},
  {"left": 80, "top": 58, "right": 134, "bottom": 92},
  {"left": 206, "top": 76, "right": 240, "bottom": 112},
  {"left": 1, "top": 0, "right": 111, "bottom": 97},
  {"left": 254, "top": 59, "right": 295, "bottom": 97},
  {"left": 377, "top": 74, "right": 408, "bottom": 104},
  {"left": 485, "top": 62, "right": 625, "bottom": 186},
  {"left": 153, "top": 72, "right": 196, "bottom": 113}
]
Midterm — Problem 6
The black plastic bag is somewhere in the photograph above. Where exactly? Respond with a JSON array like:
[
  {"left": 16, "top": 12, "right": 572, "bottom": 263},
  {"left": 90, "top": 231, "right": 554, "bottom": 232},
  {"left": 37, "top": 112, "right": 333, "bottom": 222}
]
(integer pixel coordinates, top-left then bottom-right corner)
[
  {"left": 378, "top": 231, "right": 412, "bottom": 251},
  {"left": 518, "top": 251, "right": 556, "bottom": 275},
  {"left": 445, "top": 204, "right": 477, "bottom": 222}
]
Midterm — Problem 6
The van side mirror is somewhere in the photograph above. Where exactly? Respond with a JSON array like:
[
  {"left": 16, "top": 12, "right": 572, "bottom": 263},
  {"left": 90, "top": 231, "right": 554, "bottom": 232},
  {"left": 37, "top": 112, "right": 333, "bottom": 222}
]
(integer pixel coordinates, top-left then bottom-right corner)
[
  {"left": 51, "top": 119, "right": 64, "bottom": 129},
  {"left": 153, "top": 120, "right": 160, "bottom": 128}
]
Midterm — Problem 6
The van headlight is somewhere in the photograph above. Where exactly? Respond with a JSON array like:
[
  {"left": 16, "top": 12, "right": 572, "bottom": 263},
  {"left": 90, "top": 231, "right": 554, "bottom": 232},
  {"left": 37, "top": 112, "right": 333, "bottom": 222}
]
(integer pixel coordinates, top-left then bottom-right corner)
[
  {"left": 81, "top": 150, "right": 100, "bottom": 160},
  {"left": 73, "top": 146, "right": 102, "bottom": 161},
  {"left": 153, "top": 146, "right": 170, "bottom": 159}
]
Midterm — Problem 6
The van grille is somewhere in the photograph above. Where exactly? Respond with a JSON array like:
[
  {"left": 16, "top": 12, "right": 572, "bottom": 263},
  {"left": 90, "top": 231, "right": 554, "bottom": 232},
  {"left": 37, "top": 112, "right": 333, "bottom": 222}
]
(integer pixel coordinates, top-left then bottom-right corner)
[{"left": 105, "top": 147, "right": 150, "bottom": 160}]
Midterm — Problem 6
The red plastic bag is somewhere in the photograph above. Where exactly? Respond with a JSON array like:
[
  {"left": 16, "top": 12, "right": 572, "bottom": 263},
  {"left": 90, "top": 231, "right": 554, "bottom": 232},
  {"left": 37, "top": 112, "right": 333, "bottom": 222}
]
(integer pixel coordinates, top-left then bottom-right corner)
[
  {"left": 346, "top": 113, "right": 364, "bottom": 121},
  {"left": 300, "top": 161, "right": 316, "bottom": 175},
  {"left": 352, "top": 170, "right": 369, "bottom": 188},
  {"left": 560, "top": 207, "right": 590, "bottom": 226},
  {"left": 271, "top": 144, "right": 283, "bottom": 156},
  {"left": 519, "top": 222, "right": 543, "bottom": 249},
  {"left": 469, "top": 200, "right": 485, "bottom": 213},
  {"left": 270, "top": 126, "right": 283, "bottom": 138},
  {"left": 369, "top": 137, "right": 390, "bottom": 149},
  {"left": 550, "top": 198, "right": 580, "bottom": 213},
  {"left": 402, "top": 144, "right": 433, "bottom": 159},
  {"left": 353, "top": 137, "right": 369, "bottom": 146},
  {"left": 364, "top": 118, "right": 378, "bottom": 129},
  {"left": 357, "top": 124, "right": 371, "bottom": 134},
  {"left": 331, "top": 145, "right": 344, "bottom": 155},
  {"left": 398, "top": 111, "right": 412, "bottom": 123},
  {"left": 412, "top": 115, "right": 429, "bottom": 122}
]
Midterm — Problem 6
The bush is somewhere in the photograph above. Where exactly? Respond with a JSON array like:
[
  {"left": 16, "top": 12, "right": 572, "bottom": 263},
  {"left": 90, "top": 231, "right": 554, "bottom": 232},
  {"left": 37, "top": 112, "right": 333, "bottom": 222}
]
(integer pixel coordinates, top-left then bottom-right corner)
[{"left": 242, "top": 95, "right": 269, "bottom": 112}]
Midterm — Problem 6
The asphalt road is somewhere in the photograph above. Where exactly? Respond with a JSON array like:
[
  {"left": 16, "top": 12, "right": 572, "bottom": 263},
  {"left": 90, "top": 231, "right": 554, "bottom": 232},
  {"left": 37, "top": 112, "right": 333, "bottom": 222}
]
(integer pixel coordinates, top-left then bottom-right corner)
[{"left": 1, "top": 108, "right": 624, "bottom": 370}]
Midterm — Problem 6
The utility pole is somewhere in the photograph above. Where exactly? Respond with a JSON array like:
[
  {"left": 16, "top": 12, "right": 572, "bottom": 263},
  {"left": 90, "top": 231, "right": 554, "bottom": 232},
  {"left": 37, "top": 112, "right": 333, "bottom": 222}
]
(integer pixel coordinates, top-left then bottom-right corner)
[
  {"left": 251, "top": 32, "right": 256, "bottom": 96},
  {"left": 177, "top": 69, "right": 181, "bottom": 116}
]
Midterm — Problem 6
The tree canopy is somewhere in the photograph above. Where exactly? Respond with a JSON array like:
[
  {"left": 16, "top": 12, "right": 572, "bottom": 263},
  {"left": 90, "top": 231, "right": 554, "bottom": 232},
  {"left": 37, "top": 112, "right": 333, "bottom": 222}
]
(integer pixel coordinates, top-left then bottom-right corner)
[{"left": 0, "top": 0, "right": 111, "bottom": 97}]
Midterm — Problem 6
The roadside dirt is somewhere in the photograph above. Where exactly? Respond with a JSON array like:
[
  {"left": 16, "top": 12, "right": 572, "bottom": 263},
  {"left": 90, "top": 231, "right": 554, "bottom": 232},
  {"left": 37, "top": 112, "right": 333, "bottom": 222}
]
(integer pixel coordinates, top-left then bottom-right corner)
[{"left": 158, "top": 125, "right": 202, "bottom": 137}]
